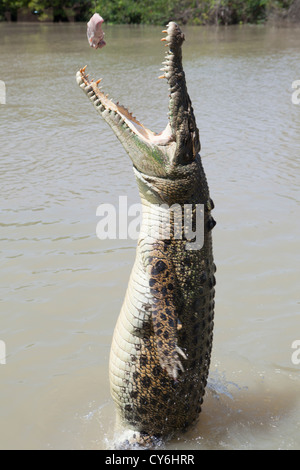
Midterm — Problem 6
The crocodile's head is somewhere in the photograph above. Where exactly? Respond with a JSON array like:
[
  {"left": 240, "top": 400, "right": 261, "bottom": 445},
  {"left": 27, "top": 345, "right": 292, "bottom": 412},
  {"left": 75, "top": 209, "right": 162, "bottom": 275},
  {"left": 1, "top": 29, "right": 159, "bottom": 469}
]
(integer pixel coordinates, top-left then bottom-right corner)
[{"left": 76, "top": 22, "right": 200, "bottom": 178}]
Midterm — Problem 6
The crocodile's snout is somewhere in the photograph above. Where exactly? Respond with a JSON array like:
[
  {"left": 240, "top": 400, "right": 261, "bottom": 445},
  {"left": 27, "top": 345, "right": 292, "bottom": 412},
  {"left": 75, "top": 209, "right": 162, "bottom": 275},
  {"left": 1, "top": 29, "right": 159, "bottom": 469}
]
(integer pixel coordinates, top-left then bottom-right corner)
[
  {"left": 161, "top": 21, "right": 185, "bottom": 50},
  {"left": 161, "top": 22, "right": 200, "bottom": 165}
]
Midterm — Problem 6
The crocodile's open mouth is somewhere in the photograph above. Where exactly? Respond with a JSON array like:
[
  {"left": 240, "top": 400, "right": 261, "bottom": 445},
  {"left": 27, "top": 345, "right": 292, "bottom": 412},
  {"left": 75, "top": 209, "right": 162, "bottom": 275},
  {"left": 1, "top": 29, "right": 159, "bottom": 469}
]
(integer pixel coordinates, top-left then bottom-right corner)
[
  {"left": 76, "top": 29, "right": 177, "bottom": 147},
  {"left": 76, "top": 22, "right": 200, "bottom": 173},
  {"left": 77, "top": 65, "right": 174, "bottom": 146}
]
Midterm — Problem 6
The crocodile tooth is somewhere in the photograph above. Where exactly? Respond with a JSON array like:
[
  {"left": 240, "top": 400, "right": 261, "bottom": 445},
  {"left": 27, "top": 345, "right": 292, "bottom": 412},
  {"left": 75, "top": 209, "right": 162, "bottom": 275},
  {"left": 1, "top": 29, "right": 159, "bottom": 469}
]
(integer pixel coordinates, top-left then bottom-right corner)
[{"left": 76, "top": 72, "right": 83, "bottom": 85}]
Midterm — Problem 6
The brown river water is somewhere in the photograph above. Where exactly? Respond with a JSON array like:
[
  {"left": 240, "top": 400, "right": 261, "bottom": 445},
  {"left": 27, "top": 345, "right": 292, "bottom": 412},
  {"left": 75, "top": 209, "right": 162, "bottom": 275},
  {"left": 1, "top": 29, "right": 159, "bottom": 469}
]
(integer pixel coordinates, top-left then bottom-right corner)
[{"left": 0, "top": 22, "right": 299, "bottom": 450}]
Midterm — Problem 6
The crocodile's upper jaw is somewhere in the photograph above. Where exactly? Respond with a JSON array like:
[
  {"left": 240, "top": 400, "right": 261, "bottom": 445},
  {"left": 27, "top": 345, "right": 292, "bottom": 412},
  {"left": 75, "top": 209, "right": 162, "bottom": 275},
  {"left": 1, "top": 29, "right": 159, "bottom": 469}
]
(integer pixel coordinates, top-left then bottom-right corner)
[{"left": 76, "top": 21, "right": 200, "bottom": 177}]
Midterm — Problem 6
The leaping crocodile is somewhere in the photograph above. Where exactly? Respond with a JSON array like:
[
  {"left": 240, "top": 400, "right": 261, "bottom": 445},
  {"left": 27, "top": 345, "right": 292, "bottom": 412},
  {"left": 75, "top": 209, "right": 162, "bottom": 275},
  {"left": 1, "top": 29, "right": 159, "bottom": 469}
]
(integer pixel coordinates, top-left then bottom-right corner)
[{"left": 76, "top": 22, "right": 216, "bottom": 447}]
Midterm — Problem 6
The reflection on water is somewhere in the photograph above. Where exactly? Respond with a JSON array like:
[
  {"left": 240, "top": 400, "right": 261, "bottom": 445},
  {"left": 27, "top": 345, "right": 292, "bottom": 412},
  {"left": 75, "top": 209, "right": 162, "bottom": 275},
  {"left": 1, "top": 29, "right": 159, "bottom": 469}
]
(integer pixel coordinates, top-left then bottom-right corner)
[{"left": 0, "top": 23, "right": 299, "bottom": 450}]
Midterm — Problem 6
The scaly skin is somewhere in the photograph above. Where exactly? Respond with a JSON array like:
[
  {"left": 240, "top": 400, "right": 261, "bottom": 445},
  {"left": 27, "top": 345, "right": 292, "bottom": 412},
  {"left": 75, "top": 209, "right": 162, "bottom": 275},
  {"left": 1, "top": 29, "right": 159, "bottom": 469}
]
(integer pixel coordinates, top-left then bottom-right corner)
[{"left": 76, "top": 22, "right": 216, "bottom": 446}]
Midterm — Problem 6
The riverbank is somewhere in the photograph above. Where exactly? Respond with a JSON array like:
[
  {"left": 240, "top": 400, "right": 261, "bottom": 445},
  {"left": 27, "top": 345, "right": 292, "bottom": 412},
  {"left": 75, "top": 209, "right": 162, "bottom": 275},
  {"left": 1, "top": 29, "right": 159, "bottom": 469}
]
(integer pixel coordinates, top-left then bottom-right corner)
[{"left": 0, "top": 0, "right": 300, "bottom": 25}]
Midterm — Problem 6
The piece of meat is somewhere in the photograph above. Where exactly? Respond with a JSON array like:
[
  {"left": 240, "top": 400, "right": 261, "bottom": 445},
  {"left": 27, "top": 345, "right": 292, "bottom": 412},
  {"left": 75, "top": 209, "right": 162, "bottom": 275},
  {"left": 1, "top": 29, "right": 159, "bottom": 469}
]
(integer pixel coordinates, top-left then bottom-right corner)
[{"left": 87, "top": 13, "right": 106, "bottom": 49}]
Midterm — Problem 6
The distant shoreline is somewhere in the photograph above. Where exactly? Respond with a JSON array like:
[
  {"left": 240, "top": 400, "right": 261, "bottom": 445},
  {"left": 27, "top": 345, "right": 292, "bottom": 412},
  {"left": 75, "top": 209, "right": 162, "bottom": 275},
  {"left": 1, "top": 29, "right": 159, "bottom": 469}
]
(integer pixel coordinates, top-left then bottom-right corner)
[{"left": 1, "top": 1, "right": 299, "bottom": 26}]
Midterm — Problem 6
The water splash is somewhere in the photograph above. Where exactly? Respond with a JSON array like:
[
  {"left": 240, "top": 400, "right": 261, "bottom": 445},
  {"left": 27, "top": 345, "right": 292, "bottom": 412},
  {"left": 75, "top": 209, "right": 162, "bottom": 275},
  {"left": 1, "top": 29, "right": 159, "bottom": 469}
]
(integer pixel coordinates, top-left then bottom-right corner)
[{"left": 207, "top": 369, "right": 247, "bottom": 401}]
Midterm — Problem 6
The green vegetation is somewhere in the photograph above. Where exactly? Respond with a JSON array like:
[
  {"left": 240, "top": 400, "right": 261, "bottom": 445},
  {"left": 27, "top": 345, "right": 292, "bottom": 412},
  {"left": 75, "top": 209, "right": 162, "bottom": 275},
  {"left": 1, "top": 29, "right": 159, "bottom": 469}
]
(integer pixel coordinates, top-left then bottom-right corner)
[
  {"left": 0, "top": 0, "right": 296, "bottom": 24},
  {"left": 0, "top": 1, "right": 94, "bottom": 21}
]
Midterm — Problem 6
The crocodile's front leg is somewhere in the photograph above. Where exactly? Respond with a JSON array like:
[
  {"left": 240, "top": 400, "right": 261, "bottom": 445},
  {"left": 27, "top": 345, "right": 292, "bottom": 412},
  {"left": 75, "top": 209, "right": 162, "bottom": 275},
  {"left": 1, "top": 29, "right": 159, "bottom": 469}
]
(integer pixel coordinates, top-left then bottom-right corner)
[{"left": 146, "top": 241, "right": 187, "bottom": 380}]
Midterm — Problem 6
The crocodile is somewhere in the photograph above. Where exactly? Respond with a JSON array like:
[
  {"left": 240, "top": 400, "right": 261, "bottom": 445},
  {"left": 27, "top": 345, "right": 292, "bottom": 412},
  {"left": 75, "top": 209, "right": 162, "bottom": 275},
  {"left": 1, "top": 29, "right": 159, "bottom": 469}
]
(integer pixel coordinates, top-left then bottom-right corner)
[{"left": 76, "top": 21, "right": 216, "bottom": 447}]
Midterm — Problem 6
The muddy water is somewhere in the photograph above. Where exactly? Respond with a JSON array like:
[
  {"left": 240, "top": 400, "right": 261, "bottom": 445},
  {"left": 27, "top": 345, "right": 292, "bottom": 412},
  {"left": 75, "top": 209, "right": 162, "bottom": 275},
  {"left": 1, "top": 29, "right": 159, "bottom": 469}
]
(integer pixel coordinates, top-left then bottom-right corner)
[{"left": 0, "top": 23, "right": 299, "bottom": 450}]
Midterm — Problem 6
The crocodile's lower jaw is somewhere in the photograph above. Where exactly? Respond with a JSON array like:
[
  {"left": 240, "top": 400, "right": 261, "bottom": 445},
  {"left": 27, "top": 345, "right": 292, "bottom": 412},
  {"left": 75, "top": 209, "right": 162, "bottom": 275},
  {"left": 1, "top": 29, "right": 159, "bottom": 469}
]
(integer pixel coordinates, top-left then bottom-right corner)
[{"left": 76, "top": 70, "right": 174, "bottom": 147}]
